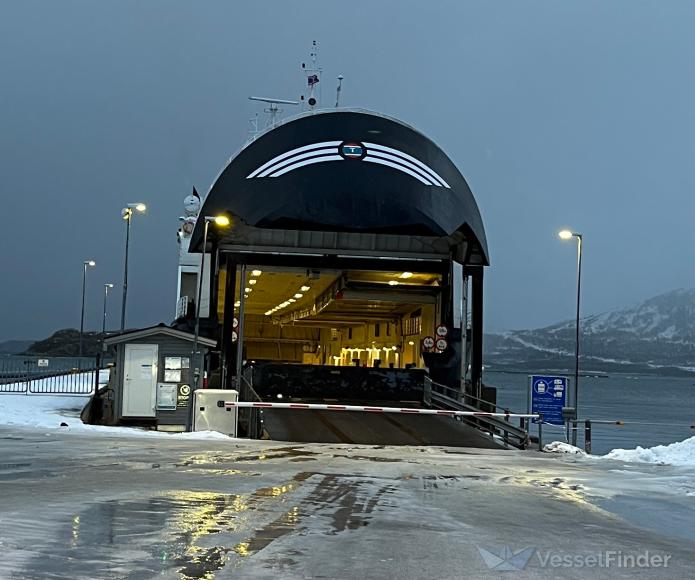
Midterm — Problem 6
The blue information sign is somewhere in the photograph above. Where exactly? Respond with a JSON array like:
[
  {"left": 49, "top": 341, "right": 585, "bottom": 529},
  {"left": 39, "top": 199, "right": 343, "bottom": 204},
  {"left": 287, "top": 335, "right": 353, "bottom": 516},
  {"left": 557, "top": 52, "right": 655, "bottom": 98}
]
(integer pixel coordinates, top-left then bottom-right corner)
[{"left": 530, "top": 375, "right": 568, "bottom": 426}]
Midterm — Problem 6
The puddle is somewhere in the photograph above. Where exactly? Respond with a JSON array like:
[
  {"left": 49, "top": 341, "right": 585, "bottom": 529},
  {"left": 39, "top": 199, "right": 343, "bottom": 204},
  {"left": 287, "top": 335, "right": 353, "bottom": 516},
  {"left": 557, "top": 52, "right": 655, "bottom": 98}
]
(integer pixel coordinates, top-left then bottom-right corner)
[
  {"left": 180, "top": 468, "right": 254, "bottom": 476},
  {"left": 232, "top": 447, "right": 320, "bottom": 462},
  {"left": 341, "top": 455, "right": 402, "bottom": 463},
  {"left": 13, "top": 491, "right": 253, "bottom": 579},
  {"left": 12, "top": 471, "right": 397, "bottom": 578}
]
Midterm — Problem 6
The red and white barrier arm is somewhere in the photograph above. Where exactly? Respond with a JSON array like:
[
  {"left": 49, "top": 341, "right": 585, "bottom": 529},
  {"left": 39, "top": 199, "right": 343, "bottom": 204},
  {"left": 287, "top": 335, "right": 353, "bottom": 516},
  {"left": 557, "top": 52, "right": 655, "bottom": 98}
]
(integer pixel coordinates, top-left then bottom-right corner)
[{"left": 224, "top": 400, "right": 539, "bottom": 420}]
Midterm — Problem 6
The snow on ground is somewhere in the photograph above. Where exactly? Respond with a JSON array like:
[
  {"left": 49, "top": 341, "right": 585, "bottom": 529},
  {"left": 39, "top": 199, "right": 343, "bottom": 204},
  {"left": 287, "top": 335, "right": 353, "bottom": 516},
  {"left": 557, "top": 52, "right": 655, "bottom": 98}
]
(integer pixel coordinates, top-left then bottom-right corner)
[
  {"left": 0, "top": 393, "right": 236, "bottom": 441},
  {"left": 605, "top": 436, "right": 695, "bottom": 467},
  {"left": 543, "top": 440, "right": 586, "bottom": 455}
]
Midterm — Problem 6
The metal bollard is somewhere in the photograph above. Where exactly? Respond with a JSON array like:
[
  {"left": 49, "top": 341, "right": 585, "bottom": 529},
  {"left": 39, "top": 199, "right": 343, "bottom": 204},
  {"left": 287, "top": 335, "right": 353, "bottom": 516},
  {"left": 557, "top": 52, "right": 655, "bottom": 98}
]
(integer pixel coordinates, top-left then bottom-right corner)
[
  {"left": 571, "top": 419, "right": 578, "bottom": 447},
  {"left": 584, "top": 419, "right": 592, "bottom": 454},
  {"left": 538, "top": 413, "right": 543, "bottom": 451}
]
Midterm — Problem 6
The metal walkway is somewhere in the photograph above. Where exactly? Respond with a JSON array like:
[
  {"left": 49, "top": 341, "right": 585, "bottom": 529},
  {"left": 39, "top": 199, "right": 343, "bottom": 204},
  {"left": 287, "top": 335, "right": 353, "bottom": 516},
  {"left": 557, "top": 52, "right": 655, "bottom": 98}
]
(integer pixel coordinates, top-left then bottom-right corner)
[{"left": 261, "top": 406, "right": 504, "bottom": 448}]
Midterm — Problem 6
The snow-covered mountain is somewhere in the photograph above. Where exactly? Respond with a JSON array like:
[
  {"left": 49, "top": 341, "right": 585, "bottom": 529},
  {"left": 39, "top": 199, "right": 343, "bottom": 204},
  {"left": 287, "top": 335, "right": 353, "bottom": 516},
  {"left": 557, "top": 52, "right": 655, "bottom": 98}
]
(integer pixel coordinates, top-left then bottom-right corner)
[{"left": 485, "top": 289, "right": 695, "bottom": 375}]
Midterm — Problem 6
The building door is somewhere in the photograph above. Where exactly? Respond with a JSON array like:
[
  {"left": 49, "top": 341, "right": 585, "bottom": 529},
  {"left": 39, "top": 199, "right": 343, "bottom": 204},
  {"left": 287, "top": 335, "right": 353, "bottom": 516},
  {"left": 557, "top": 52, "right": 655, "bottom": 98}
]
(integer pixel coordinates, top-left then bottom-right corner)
[{"left": 123, "top": 344, "right": 158, "bottom": 417}]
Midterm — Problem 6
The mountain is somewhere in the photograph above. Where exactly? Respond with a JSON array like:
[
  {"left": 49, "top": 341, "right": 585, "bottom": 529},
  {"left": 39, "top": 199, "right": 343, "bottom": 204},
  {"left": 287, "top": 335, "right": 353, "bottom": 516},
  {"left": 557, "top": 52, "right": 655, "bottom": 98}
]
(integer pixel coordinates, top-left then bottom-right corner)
[
  {"left": 485, "top": 289, "right": 695, "bottom": 375},
  {"left": 24, "top": 329, "right": 105, "bottom": 357},
  {"left": 0, "top": 339, "right": 35, "bottom": 355}
]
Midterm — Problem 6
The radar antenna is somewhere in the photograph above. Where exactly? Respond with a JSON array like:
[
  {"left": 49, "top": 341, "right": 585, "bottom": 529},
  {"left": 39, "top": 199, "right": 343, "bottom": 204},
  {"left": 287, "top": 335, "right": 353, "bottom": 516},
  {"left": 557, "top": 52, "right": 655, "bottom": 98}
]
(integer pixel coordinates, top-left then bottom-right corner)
[{"left": 248, "top": 96, "right": 299, "bottom": 129}]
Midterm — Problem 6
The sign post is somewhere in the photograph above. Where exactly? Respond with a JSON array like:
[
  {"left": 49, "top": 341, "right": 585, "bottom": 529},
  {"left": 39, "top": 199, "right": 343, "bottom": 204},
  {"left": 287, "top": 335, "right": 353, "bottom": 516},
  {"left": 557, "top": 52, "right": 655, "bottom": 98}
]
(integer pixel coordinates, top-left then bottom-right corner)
[{"left": 528, "top": 375, "right": 568, "bottom": 427}]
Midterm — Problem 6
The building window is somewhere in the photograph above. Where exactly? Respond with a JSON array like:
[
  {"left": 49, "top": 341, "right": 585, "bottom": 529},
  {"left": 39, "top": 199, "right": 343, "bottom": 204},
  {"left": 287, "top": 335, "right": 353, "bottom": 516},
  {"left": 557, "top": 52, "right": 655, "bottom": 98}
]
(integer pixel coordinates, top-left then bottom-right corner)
[
  {"left": 403, "top": 315, "right": 422, "bottom": 336},
  {"left": 374, "top": 323, "right": 380, "bottom": 337}
]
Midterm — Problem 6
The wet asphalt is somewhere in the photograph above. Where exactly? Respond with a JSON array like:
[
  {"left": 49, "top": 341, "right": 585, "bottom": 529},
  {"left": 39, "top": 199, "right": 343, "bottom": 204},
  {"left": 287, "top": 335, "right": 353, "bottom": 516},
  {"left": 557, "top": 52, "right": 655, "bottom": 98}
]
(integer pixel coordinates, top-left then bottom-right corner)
[{"left": 0, "top": 426, "right": 694, "bottom": 579}]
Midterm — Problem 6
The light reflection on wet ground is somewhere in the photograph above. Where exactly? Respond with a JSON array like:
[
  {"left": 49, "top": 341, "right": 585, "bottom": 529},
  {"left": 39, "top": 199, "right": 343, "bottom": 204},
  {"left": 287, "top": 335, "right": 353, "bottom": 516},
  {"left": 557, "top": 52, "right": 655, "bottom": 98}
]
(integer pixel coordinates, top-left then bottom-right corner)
[
  {"left": 2, "top": 433, "right": 695, "bottom": 579},
  {"left": 7, "top": 467, "right": 401, "bottom": 579}
]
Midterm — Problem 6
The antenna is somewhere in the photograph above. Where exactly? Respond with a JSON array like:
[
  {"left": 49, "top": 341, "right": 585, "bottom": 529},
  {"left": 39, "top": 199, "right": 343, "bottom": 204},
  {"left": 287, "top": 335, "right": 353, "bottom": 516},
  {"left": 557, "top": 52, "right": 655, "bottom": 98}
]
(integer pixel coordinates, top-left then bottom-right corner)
[
  {"left": 335, "top": 75, "right": 344, "bottom": 107},
  {"left": 248, "top": 112, "right": 259, "bottom": 140},
  {"left": 300, "top": 40, "right": 322, "bottom": 110},
  {"left": 248, "top": 96, "right": 299, "bottom": 128}
]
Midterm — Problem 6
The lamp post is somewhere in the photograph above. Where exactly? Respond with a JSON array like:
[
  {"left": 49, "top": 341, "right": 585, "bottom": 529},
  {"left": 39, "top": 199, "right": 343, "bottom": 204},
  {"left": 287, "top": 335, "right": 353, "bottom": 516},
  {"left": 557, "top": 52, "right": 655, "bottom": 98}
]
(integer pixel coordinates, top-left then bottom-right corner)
[
  {"left": 558, "top": 229, "right": 583, "bottom": 446},
  {"left": 79, "top": 260, "right": 96, "bottom": 357},
  {"left": 102, "top": 283, "right": 115, "bottom": 334},
  {"left": 120, "top": 203, "right": 147, "bottom": 332},
  {"left": 187, "top": 214, "right": 230, "bottom": 431}
]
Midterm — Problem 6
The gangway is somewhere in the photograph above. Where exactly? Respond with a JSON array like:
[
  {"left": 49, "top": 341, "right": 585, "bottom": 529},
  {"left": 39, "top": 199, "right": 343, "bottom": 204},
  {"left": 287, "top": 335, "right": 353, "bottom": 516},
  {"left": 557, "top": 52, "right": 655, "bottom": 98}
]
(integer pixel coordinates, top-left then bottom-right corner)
[{"left": 235, "top": 363, "right": 534, "bottom": 449}]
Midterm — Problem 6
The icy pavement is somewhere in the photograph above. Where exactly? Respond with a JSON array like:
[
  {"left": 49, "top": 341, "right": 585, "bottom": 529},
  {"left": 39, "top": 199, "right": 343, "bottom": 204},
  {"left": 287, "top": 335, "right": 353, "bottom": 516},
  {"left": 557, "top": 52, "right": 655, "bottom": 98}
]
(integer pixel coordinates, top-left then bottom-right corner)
[
  {"left": 1, "top": 396, "right": 695, "bottom": 578},
  {"left": 0, "top": 425, "right": 694, "bottom": 579}
]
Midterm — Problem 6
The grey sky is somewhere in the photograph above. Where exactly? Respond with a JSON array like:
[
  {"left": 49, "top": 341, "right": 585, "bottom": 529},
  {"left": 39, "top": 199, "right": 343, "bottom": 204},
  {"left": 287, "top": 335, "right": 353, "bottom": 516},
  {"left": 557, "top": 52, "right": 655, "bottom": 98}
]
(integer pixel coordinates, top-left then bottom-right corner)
[{"left": 2, "top": 1, "right": 694, "bottom": 341}]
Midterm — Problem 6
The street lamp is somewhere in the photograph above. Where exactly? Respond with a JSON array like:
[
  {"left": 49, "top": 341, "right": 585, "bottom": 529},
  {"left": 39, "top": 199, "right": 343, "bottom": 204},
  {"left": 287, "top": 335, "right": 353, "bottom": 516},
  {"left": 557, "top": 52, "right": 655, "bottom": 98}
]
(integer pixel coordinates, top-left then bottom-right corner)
[
  {"left": 188, "top": 215, "right": 230, "bottom": 431},
  {"left": 558, "top": 229, "right": 583, "bottom": 445},
  {"left": 102, "top": 283, "right": 115, "bottom": 334},
  {"left": 120, "top": 202, "right": 147, "bottom": 332},
  {"left": 79, "top": 260, "right": 96, "bottom": 357}
]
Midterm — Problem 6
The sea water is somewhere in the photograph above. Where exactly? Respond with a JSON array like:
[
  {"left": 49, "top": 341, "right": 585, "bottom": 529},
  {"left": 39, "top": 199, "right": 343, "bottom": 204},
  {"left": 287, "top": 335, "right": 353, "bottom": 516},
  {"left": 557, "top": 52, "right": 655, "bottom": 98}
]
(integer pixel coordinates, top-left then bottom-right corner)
[{"left": 488, "top": 371, "right": 695, "bottom": 455}]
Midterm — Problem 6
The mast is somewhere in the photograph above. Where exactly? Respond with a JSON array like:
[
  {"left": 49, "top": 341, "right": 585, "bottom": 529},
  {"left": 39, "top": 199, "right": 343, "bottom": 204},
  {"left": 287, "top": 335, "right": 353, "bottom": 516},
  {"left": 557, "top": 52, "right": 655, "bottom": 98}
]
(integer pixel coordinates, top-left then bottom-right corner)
[{"left": 301, "top": 40, "right": 322, "bottom": 110}]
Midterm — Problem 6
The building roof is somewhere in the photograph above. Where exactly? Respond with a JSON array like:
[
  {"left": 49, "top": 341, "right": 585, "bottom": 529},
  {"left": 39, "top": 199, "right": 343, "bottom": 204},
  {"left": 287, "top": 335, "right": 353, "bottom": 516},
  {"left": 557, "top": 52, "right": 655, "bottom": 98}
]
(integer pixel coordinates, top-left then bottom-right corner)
[
  {"left": 104, "top": 324, "right": 218, "bottom": 347},
  {"left": 190, "top": 109, "right": 488, "bottom": 265}
]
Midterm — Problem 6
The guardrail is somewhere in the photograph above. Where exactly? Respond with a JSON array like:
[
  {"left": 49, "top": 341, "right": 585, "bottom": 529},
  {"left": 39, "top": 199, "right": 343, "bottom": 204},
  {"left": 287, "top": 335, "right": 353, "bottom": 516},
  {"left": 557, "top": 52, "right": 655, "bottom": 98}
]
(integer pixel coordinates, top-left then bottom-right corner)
[
  {"left": 425, "top": 377, "right": 535, "bottom": 449},
  {"left": 566, "top": 418, "right": 695, "bottom": 454},
  {"left": 0, "top": 356, "right": 109, "bottom": 395}
]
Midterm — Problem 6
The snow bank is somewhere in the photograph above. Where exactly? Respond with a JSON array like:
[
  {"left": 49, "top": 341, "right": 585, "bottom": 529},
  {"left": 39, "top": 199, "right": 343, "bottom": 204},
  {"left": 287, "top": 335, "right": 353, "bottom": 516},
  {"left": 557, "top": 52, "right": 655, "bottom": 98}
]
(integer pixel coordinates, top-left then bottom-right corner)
[
  {"left": 605, "top": 437, "right": 695, "bottom": 467},
  {"left": 0, "top": 393, "right": 237, "bottom": 441},
  {"left": 543, "top": 441, "right": 586, "bottom": 455},
  {"left": 0, "top": 394, "right": 89, "bottom": 428}
]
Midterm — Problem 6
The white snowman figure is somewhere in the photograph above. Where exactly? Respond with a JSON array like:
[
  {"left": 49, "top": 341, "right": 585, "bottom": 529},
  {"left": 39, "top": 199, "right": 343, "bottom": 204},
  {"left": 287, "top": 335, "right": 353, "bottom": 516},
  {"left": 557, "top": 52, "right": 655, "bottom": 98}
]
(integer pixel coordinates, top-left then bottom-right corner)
[{"left": 178, "top": 188, "right": 201, "bottom": 240}]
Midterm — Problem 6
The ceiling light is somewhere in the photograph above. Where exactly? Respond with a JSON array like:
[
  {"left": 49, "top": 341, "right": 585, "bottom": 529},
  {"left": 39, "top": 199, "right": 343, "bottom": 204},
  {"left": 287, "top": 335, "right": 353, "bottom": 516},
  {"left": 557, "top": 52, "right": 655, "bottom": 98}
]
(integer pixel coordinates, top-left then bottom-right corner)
[
  {"left": 300, "top": 285, "right": 310, "bottom": 292},
  {"left": 408, "top": 341, "right": 415, "bottom": 346},
  {"left": 388, "top": 280, "right": 399, "bottom": 286},
  {"left": 244, "top": 287, "right": 252, "bottom": 293},
  {"left": 294, "top": 293, "right": 303, "bottom": 299},
  {"left": 391, "top": 346, "right": 397, "bottom": 350},
  {"left": 234, "top": 301, "right": 240, "bottom": 307},
  {"left": 249, "top": 279, "right": 257, "bottom": 285},
  {"left": 265, "top": 311, "right": 272, "bottom": 316},
  {"left": 251, "top": 269, "right": 262, "bottom": 276},
  {"left": 288, "top": 298, "right": 296, "bottom": 303},
  {"left": 244, "top": 294, "right": 249, "bottom": 299},
  {"left": 400, "top": 272, "right": 413, "bottom": 279}
]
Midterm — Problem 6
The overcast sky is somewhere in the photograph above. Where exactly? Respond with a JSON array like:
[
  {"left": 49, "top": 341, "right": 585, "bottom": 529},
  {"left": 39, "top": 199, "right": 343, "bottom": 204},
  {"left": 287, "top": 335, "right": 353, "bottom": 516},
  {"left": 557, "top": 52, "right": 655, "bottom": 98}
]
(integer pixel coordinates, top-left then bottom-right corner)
[{"left": 2, "top": 1, "right": 694, "bottom": 341}]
